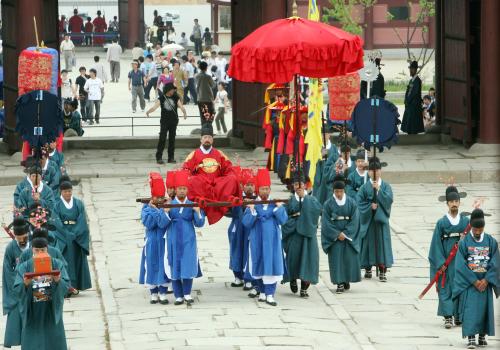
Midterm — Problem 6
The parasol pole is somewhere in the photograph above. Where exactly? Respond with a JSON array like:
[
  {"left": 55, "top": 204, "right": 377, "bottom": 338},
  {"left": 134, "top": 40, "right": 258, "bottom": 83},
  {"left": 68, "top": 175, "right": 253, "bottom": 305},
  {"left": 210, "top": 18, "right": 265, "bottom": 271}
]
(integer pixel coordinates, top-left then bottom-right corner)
[
  {"left": 33, "top": 17, "right": 40, "bottom": 48},
  {"left": 371, "top": 96, "right": 379, "bottom": 277}
]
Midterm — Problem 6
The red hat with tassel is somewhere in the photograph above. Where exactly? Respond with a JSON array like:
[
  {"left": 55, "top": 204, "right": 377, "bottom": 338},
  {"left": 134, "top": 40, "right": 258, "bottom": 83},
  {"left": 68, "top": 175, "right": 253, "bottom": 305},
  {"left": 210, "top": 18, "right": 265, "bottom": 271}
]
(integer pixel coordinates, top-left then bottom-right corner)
[
  {"left": 165, "top": 170, "right": 177, "bottom": 189},
  {"left": 174, "top": 170, "right": 190, "bottom": 188},
  {"left": 255, "top": 168, "right": 271, "bottom": 190},
  {"left": 240, "top": 168, "right": 256, "bottom": 185},
  {"left": 149, "top": 172, "right": 165, "bottom": 197}
]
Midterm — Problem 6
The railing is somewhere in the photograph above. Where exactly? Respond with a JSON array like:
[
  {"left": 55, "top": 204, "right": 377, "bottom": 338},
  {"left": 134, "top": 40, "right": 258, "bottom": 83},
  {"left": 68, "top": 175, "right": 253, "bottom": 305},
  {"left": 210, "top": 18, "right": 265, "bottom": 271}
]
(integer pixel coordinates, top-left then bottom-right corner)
[{"left": 81, "top": 114, "right": 203, "bottom": 136}]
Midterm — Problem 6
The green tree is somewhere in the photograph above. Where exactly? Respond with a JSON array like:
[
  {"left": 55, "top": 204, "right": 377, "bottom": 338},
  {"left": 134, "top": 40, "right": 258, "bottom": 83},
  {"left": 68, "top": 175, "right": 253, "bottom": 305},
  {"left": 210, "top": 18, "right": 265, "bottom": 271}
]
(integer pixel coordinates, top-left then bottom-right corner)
[{"left": 322, "top": 0, "right": 377, "bottom": 35}]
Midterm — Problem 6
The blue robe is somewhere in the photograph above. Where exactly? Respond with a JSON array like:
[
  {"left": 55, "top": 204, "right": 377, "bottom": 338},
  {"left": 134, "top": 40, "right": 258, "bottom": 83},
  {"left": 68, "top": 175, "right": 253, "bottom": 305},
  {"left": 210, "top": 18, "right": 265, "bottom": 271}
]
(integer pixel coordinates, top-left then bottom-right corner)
[
  {"left": 346, "top": 169, "right": 367, "bottom": 198},
  {"left": 13, "top": 258, "right": 69, "bottom": 350},
  {"left": 357, "top": 180, "right": 394, "bottom": 268},
  {"left": 163, "top": 199, "right": 205, "bottom": 280},
  {"left": 49, "top": 150, "right": 65, "bottom": 170},
  {"left": 16, "top": 181, "right": 55, "bottom": 217},
  {"left": 228, "top": 206, "right": 246, "bottom": 275},
  {"left": 2, "top": 241, "right": 25, "bottom": 347},
  {"left": 53, "top": 197, "right": 92, "bottom": 290},
  {"left": 139, "top": 204, "right": 169, "bottom": 287},
  {"left": 242, "top": 202, "right": 288, "bottom": 282},
  {"left": 428, "top": 214, "right": 469, "bottom": 317},
  {"left": 321, "top": 195, "right": 362, "bottom": 284},
  {"left": 13, "top": 177, "right": 30, "bottom": 207},
  {"left": 453, "top": 233, "right": 499, "bottom": 337}
]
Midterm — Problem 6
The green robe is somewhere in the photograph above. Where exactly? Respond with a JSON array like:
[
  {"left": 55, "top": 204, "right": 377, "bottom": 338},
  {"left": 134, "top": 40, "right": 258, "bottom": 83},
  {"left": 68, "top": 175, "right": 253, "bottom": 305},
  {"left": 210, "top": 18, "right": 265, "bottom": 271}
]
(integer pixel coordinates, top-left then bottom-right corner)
[
  {"left": 428, "top": 214, "right": 469, "bottom": 317},
  {"left": 2, "top": 240, "right": 25, "bottom": 347},
  {"left": 321, "top": 195, "right": 361, "bottom": 284},
  {"left": 13, "top": 258, "right": 69, "bottom": 350},
  {"left": 357, "top": 180, "right": 394, "bottom": 269},
  {"left": 16, "top": 182, "right": 55, "bottom": 217},
  {"left": 282, "top": 194, "right": 322, "bottom": 284},
  {"left": 453, "top": 233, "right": 499, "bottom": 337},
  {"left": 53, "top": 197, "right": 92, "bottom": 291},
  {"left": 313, "top": 144, "right": 338, "bottom": 204},
  {"left": 49, "top": 150, "right": 65, "bottom": 170},
  {"left": 346, "top": 168, "right": 367, "bottom": 198},
  {"left": 13, "top": 177, "right": 30, "bottom": 207},
  {"left": 42, "top": 160, "right": 61, "bottom": 193}
]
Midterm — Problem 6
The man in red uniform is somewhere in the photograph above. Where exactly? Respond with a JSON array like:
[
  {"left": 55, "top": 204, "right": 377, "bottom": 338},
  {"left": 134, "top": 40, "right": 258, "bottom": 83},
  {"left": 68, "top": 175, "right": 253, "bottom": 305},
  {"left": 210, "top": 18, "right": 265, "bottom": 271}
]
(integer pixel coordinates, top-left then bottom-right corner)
[
  {"left": 69, "top": 9, "right": 84, "bottom": 45},
  {"left": 183, "top": 126, "right": 240, "bottom": 225},
  {"left": 92, "top": 10, "right": 108, "bottom": 46}
]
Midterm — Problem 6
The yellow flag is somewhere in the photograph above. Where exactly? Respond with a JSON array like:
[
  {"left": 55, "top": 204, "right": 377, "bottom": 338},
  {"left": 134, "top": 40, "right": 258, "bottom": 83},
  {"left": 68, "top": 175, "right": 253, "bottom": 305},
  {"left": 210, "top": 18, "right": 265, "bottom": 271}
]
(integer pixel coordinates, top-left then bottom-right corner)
[
  {"left": 305, "top": 78, "right": 323, "bottom": 185},
  {"left": 308, "top": 0, "right": 320, "bottom": 21}
]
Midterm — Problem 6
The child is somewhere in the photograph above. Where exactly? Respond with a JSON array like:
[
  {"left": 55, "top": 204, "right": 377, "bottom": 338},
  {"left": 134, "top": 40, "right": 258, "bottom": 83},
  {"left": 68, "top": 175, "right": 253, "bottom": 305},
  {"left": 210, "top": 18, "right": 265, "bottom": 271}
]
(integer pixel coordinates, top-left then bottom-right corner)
[
  {"left": 242, "top": 168, "right": 288, "bottom": 306},
  {"left": 2, "top": 217, "right": 29, "bottom": 347},
  {"left": 60, "top": 70, "right": 76, "bottom": 102},
  {"left": 214, "top": 82, "right": 228, "bottom": 135},
  {"left": 162, "top": 170, "right": 205, "bottom": 305},
  {"left": 139, "top": 172, "right": 171, "bottom": 304}
]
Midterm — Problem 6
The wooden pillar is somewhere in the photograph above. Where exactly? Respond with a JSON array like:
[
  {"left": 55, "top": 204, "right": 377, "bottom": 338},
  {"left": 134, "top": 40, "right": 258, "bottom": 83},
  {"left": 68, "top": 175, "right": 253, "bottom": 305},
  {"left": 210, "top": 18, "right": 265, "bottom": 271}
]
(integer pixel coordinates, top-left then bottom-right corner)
[
  {"left": 127, "top": 0, "right": 140, "bottom": 49},
  {"left": 365, "top": 6, "right": 374, "bottom": 50},
  {"left": 479, "top": 0, "right": 500, "bottom": 143},
  {"left": 1, "top": 0, "right": 58, "bottom": 153},
  {"left": 213, "top": 4, "right": 219, "bottom": 45}
]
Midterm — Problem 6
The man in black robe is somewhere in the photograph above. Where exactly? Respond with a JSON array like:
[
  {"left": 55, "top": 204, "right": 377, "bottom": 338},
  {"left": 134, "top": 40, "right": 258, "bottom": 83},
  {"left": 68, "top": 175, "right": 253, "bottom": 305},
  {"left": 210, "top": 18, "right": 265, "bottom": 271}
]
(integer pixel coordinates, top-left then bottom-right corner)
[{"left": 401, "top": 61, "right": 424, "bottom": 134}]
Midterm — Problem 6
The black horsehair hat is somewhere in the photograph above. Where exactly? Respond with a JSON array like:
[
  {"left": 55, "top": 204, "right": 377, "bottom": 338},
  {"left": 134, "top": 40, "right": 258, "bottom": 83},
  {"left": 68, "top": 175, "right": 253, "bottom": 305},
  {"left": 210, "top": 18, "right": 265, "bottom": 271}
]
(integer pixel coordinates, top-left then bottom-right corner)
[
  {"left": 470, "top": 208, "right": 485, "bottom": 228},
  {"left": 333, "top": 175, "right": 346, "bottom": 190},
  {"left": 13, "top": 217, "right": 28, "bottom": 236},
  {"left": 438, "top": 185, "right": 467, "bottom": 202}
]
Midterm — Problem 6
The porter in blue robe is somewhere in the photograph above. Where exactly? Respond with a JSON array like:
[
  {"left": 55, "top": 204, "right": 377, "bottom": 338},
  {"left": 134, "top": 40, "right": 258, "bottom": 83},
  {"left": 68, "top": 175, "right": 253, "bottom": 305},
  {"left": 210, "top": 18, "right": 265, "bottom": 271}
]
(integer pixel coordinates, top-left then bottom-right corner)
[
  {"left": 453, "top": 232, "right": 499, "bottom": 338},
  {"left": 139, "top": 204, "right": 170, "bottom": 294},
  {"left": 13, "top": 257, "right": 69, "bottom": 350},
  {"left": 53, "top": 196, "right": 92, "bottom": 291},
  {"left": 163, "top": 197, "right": 205, "bottom": 300},
  {"left": 321, "top": 193, "right": 361, "bottom": 287},
  {"left": 428, "top": 213, "right": 469, "bottom": 319},
  {"left": 228, "top": 205, "right": 246, "bottom": 282},
  {"left": 242, "top": 200, "right": 288, "bottom": 298},
  {"left": 357, "top": 178, "right": 394, "bottom": 276}
]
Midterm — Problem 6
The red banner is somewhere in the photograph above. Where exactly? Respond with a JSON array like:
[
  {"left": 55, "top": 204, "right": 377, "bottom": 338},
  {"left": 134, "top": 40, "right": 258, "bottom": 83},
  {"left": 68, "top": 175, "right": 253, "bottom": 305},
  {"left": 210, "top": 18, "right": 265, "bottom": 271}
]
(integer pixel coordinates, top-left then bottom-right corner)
[
  {"left": 328, "top": 73, "right": 360, "bottom": 121},
  {"left": 18, "top": 50, "right": 53, "bottom": 96}
]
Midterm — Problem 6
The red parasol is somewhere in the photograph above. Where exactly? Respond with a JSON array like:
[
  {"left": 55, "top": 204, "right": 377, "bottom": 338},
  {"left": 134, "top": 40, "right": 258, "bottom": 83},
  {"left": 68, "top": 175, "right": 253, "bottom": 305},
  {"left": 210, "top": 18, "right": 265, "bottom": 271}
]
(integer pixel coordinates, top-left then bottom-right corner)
[{"left": 228, "top": 17, "right": 364, "bottom": 83}]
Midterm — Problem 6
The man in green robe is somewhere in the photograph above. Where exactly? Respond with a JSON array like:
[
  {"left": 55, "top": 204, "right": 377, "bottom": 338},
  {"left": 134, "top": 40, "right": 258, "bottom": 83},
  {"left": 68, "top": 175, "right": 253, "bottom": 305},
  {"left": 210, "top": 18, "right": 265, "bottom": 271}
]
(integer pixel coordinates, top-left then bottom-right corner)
[
  {"left": 2, "top": 217, "right": 29, "bottom": 347},
  {"left": 19, "top": 227, "right": 67, "bottom": 267},
  {"left": 428, "top": 186, "right": 469, "bottom": 329},
  {"left": 453, "top": 209, "right": 499, "bottom": 349},
  {"left": 282, "top": 171, "right": 322, "bottom": 297},
  {"left": 346, "top": 150, "right": 368, "bottom": 198},
  {"left": 13, "top": 157, "right": 38, "bottom": 207},
  {"left": 53, "top": 181, "right": 92, "bottom": 293},
  {"left": 357, "top": 157, "right": 393, "bottom": 282},
  {"left": 48, "top": 140, "right": 66, "bottom": 175},
  {"left": 321, "top": 175, "right": 361, "bottom": 293},
  {"left": 313, "top": 126, "right": 338, "bottom": 204},
  {"left": 40, "top": 147, "right": 61, "bottom": 193},
  {"left": 16, "top": 166, "right": 55, "bottom": 217},
  {"left": 13, "top": 237, "right": 69, "bottom": 350}
]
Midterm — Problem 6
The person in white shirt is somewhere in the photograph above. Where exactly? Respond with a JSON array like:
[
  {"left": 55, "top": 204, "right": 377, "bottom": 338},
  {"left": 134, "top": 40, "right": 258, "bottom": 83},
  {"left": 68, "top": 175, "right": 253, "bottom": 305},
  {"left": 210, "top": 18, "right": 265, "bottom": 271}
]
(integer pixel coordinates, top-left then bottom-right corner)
[
  {"left": 106, "top": 38, "right": 122, "bottom": 82},
  {"left": 132, "top": 41, "right": 144, "bottom": 60},
  {"left": 92, "top": 55, "right": 108, "bottom": 84},
  {"left": 60, "top": 69, "right": 76, "bottom": 101},
  {"left": 84, "top": 68, "right": 104, "bottom": 125},
  {"left": 60, "top": 34, "right": 75, "bottom": 71},
  {"left": 214, "top": 82, "right": 229, "bottom": 134},
  {"left": 214, "top": 52, "right": 227, "bottom": 82},
  {"left": 178, "top": 32, "right": 188, "bottom": 47},
  {"left": 181, "top": 55, "right": 197, "bottom": 104}
]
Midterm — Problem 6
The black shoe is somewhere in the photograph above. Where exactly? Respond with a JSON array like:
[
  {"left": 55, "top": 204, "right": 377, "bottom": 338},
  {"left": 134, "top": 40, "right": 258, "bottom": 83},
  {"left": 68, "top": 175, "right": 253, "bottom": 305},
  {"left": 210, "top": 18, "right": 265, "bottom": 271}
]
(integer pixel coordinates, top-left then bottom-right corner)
[
  {"left": 467, "top": 336, "right": 476, "bottom": 349},
  {"left": 290, "top": 280, "right": 298, "bottom": 294},
  {"left": 185, "top": 297, "right": 194, "bottom": 306},
  {"left": 344, "top": 282, "right": 351, "bottom": 290},
  {"left": 478, "top": 335, "right": 487, "bottom": 347},
  {"left": 379, "top": 272, "right": 387, "bottom": 282},
  {"left": 159, "top": 297, "right": 169, "bottom": 305},
  {"left": 89, "top": 120, "right": 94, "bottom": 125},
  {"left": 265, "top": 296, "right": 277, "bottom": 306},
  {"left": 156, "top": 159, "right": 165, "bottom": 165},
  {"left": 243, "top": 282, "right": 253, "bottom": 291},
  {"left": 300, "top": 289, "right": 309, "bottom": 298},
  {"left": 364, "top": 269, "right": 372, "bottom": 279},
  {"left": 166, "top": 290, "right": 174, "bottom": 294},
  {"left": 454, "top": 317, "right": 462, "bottom": 326},
  {"left": 247, "top": 288, "right": 259, "bottom": 298},
  {"left": 444, "top": 317, "right": 453, "bottom": 329},
  {"left": 231, "top": 279, "right": 244, "bottom": 287},
  {"left": 174, "top": 298, "right": 184, "bottom": 305},
  {"left": 167, "top": 158, "right": 177, "bottom": 164},
  {"left": 96, "top": 120, "right": 100, "bottom": 124},
  {"left": 336, "top": 284, "right": 345, "bottom": 294}
]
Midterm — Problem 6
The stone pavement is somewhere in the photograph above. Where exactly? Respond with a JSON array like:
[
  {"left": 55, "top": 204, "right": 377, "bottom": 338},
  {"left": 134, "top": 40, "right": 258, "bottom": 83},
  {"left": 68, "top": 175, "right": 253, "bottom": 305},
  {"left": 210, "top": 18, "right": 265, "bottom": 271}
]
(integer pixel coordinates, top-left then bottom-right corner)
[{"left": 0, "top": 147, "right": 499, "bottom": 349}]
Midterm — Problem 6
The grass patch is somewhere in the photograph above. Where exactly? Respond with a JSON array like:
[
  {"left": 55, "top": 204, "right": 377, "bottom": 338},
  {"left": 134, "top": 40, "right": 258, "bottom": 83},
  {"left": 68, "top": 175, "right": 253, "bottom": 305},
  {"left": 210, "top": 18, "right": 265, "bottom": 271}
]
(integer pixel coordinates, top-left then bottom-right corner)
[{"left": 385, "top": 79, "right": 433, "bottom": 92}]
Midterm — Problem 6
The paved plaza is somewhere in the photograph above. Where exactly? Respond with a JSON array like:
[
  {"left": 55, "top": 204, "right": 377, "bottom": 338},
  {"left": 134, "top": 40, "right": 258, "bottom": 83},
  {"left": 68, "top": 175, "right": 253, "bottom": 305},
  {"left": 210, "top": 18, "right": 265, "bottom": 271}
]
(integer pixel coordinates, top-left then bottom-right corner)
[{"left": 0, "top": 146, "right": 499, "bottom": 349}]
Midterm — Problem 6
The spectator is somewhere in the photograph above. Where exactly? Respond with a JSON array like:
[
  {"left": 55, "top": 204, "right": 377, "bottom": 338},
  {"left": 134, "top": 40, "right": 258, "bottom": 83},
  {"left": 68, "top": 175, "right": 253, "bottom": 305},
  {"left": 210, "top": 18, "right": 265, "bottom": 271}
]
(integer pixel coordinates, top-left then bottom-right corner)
[
  {"left": 63, "top": 99, "right": 84, "bottom": 137},
  {"left": 60, "top": 69, "right": 76, "bottom": 101},
  {"left": 68, "top": 9, "right": 83, "bottom": 45},
  {"left": 60, "top": 34, "right": 75, "bottom": 72},
  {"left": 423, "top": 94, "right": 435, "bottom": 130},
  {"left": 153, "top": 10, "right": 164, "bottom": 45},
  {"left": 106, "top": 38, "right": 123, "bottom": 82},
  {"left": 178, "top": 32, "right": 188, "bottom": 47},
  {"left": 214, "top": 52, "right": 227, "bottom": 82},
  {"left": 75, "top": 66, "right": 90, "bottom": 122},
  {"left": 142, "top": 54, "right": 158, "bottom": 101},
  {"left": 84, "top": 68, "right": 104, "bottom": 125},
  {"left": 146, "top": 83, "right": 187, "bottom": 164},
  {"left": 144, "top": 43, "right": 154, "bottom": 58},
  {"left": 202, "top": 28, "right": 212, "bottom": 48},
  {"left": 59, "top": 15, "right": 68, "bottom": 34},
  {"left": 157, "top": 65, "right": 173, "bottom": 93},
  {"left": 195, "top": 61, "right": 216, "bottom": 127},
  {"left": 214, "top": 82, "right": 229, "bottom": 135},
  {"left": 84, "top": 17, "right": 93, "bottom": 46},
  {"left": 109, "top": 16, "right": 119, "bottom": 32},
  {"left": 128, "top": 61, "right": 146, "bottom": 113},
  {"left": 93, "top": 10, "right": 108, "bottom": 46},
  {"left": 165, "top": 24, "right": 176, "bottom": 44},
  {"left": 222, "top": 63, "right": 232, "bottom": 101},
  {"left": 191, "top": 19, "right": 202, "bottom": 56},
  {"left": 92, "top": 56, "right": 108, "bottom": 83},
  {"left": 154, "top": 43, "right": 162, "bottom": 58},
  {"left": 172, "top": 60, "right": 186, "bottom": 102},
  {"left": 132, "top": 41, "right": 144, "bottom": 60},
  {"left": 182, "top": 55, "right": 197, "bottom": 105},
  {"left": 210, "top": 65, "right": 218, "bottom": 96}
]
